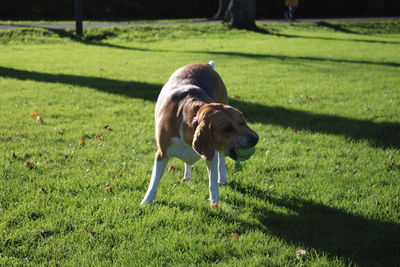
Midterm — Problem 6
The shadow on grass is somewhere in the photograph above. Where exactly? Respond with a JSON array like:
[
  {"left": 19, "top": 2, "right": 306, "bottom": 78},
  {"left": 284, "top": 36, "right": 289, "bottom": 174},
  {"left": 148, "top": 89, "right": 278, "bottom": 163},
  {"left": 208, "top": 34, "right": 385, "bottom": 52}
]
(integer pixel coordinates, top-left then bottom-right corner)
[
  {"left": 49, "top": 28, "right": 400, "bottom": 63},
  {"left": 0, "top": 66, "right": 160, "bottom": 101},
  {"left": 269, "top": 31, "right": 400, "bottom": 45},
  {"left": 47, "top": 28, "right": 158, "bottom": 52},
  {"left": 229, "top": 99, "right": 400, "bottom": 149},
  {"left": 190, "top": 50, "right": 400, "bottom": 68},
  {"left": 316, "top": 21, "right": 359, "bottom": 34},
  {"left": 223, "top": 181, "right": 400, "bottom": 267},
  {"left": 1, "top": 66, "right": 399, "bottom": 149},
  {"left": 257, "top": 21, "right": 400, "bottom": 45}
]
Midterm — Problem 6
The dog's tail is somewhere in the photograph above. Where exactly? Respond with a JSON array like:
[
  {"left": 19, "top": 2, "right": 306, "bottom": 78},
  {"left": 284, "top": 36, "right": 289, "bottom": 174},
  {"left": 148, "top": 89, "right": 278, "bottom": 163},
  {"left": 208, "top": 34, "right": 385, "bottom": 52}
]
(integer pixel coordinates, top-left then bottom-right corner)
[{"left": 208, "top": 60, "right": 215, "bottom": 69}]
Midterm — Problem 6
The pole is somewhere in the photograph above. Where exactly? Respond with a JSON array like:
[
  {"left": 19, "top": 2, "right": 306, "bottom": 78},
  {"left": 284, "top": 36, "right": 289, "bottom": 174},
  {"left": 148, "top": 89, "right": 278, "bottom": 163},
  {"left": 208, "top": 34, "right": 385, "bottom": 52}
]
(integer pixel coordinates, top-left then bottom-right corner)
[{"left": 74, "top": 0, "right": 83, "bottom": 36}]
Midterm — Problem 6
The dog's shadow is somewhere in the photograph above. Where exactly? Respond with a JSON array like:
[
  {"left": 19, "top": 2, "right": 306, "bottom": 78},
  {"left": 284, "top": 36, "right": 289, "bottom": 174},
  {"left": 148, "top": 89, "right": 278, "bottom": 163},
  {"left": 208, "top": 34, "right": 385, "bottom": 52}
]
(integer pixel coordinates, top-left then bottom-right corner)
[
  {"left": 163, "top": 181, "right": 400, "bottom": 266},
  {"left": 226, "top": 181, "right": 400, "bottom": 266}
]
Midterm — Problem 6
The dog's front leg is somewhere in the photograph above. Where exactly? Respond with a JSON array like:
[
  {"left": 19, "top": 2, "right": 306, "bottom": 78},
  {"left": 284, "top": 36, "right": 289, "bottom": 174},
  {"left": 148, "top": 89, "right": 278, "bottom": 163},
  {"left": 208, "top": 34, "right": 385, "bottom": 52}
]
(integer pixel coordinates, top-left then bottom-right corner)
[
  {"left": 217, "top": 152, "right": 227, "bottom": 185},
  {"left": 140, "top": 156, "right": 169, "bottom": 205},
  {"left": 206, "top": 152, "right": 219, "bottom": 205}
]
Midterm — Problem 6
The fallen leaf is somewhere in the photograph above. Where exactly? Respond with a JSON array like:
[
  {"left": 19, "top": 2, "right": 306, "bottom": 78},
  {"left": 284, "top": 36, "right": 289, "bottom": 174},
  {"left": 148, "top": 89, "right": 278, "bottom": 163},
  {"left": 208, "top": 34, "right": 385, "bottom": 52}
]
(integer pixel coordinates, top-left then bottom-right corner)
[
  {"left": 30, "top": 110, "right": 38, "bottom": 116},
  {"left": 26, "top": 162, "right": 35, "bottom": 169},
  {"left": 296, "top": 249, "right": 307, "bottom": 259},
  {"left": 65, "top": 226, "right": 75, "bottom": 232},
  {"left": 233, "top": 95, "right": 241, "bottom": 99},
  {"left": 35, "top": 116, "right": 43, "bottom": 123},
  {"left": 292, "top": 129, "right": 300, "bottom": 133},
  {"left": 114, "top": 174, "right": 123, "bottom": 178},
  {"left": 212, "top": 203, "right": 219, "bottom": 208},
  {"left": 230, "top": 233, "right": 241, "bottom": 239},
  {"left": 303, "top": 95, "right": 312, "bottom": 101},
  {"left": 38, "top": 188, "right": 48, "bottom": 194},
  {"left": 89, "top": 231, "right": 99, "bottom": 236},
  {"left": 168, "top": 164, "right": 178, "bottom": 171},
  {"left": 96, "top": 135, "right": 104, "bottom": 141},
  {"left": 103, "top": 125, "right": 113, "bottom": 131},
  {"left": 77, "top": 140, "right": 85, "bottom": 145},
  {"left": 105, "top": 185, "right": 113, "bottom": 192}
]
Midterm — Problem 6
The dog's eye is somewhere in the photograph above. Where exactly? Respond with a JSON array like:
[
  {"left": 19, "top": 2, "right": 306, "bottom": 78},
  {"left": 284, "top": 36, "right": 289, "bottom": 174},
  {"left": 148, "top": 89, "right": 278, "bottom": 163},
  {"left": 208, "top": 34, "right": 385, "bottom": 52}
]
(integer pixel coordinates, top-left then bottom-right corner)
[{"left": 223, "top": 125, "right": 234, "bottom": 133}]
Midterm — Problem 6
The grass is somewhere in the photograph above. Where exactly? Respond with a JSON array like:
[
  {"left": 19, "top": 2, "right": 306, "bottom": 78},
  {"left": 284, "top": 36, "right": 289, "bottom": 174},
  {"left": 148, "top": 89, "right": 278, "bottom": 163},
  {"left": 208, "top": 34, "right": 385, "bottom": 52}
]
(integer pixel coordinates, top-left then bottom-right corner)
[{"left": 0, "top": 20, "right": 400, "bottom": 266}]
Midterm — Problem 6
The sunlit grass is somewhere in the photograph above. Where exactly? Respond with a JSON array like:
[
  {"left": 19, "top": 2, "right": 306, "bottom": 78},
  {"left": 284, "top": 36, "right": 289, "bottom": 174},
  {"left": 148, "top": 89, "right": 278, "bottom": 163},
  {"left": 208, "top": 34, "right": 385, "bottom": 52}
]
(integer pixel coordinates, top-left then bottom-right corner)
[{"left": 0, "top": 21, "right": 399, "bottom": 266}]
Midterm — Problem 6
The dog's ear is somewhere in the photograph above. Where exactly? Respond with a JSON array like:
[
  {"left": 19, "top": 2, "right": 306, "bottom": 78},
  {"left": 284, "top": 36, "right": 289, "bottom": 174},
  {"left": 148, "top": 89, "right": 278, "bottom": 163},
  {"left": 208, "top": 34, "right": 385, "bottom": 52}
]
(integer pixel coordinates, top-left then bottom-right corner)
[{"left": 192, "top": 121, "right": 215, "bottom": 161}]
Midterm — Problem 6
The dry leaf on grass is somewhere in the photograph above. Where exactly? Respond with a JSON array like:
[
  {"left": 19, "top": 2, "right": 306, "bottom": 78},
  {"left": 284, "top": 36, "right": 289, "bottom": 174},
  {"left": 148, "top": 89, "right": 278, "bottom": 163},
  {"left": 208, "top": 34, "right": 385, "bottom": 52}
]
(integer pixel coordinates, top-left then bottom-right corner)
[
  {"left": 35, "top": 116, "right": 44, "bottom": 123},
  {"left": 168, "top": 164, "right": 178, "bottom": 171},
  {"left": 26, "top": 162, "right": 35, "bottom": 169},
  {"left": 230, "top": 233, "right": 241, "bottom": 239},
  {"left": 38, "top": 188, "right": 48, "bottom": 194},
  {"left": 296, "top": 249, "right": 307, "bottom": 259},
  {"left": 105, "top": 186, "right": 113, "bottom": 192},
  {"left": 77, "top": 140, "right": 86, "bottom": 145},
  {"left": 96, "top": 135, "right": 105, "bottom": 141}
]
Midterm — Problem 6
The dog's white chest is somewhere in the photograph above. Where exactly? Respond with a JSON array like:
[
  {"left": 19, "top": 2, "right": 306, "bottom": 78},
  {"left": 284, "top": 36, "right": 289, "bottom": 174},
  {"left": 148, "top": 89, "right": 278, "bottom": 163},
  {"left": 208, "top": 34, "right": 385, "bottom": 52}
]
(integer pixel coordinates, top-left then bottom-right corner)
[{"left": 166, "top": 137, "right": 201, "bottom": 165}]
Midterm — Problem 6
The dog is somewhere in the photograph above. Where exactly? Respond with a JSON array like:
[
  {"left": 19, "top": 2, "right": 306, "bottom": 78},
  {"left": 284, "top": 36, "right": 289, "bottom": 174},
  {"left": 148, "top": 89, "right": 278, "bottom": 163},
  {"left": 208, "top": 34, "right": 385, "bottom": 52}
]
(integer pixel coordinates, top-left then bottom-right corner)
[{"left": 140, "top": 61, "right": 259, "bottom": 205}]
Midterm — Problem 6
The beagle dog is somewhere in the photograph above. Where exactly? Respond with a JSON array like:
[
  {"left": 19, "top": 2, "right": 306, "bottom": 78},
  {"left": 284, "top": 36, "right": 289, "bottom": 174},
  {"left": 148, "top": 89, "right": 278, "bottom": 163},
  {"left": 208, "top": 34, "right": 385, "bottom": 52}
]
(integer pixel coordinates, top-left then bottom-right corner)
[{"left": 140, "top": 61, "right": 259, "bottom": 205}]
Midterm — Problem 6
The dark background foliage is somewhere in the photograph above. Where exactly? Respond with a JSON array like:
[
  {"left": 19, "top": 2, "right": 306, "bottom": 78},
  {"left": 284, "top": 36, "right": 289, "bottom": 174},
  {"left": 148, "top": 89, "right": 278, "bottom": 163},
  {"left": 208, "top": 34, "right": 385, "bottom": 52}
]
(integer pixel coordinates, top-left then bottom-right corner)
[{"left": 0, "top": 0, "right": 399, "bottom": 20}]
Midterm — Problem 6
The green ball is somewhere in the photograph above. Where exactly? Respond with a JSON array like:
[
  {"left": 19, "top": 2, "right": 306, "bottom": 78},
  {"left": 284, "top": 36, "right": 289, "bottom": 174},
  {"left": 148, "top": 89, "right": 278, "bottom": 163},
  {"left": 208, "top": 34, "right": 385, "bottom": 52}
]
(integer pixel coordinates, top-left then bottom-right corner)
[{"left": 236, "top": 146, "right": 256, "bottom": 161}]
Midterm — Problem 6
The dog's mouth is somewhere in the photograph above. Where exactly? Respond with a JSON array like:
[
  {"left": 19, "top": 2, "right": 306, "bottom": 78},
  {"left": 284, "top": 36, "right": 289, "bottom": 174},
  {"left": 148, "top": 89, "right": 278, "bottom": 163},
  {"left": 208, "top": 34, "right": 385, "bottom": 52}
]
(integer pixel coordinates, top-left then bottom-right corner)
[{"left": 229, "top": 148, "right": 237, "bottom": 160}]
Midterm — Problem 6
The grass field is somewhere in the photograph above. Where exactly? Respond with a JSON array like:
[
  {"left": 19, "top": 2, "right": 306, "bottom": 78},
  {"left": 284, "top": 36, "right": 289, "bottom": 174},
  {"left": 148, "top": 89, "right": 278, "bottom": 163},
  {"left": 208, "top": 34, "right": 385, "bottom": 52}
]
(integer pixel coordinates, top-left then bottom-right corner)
[{"left": 0, "top": 20, "right": 400, "bottom": 266}]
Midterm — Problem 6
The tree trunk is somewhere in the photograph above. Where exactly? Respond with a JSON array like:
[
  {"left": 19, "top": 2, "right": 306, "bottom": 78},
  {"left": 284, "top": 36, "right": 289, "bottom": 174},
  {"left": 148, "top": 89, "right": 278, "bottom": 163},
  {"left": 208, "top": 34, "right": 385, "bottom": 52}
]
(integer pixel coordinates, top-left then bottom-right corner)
[
  {"left": 225, "top": 0, "right": 256, "bottom": 30},
  {"left": 213, "top": 0, "right": 230, "bottom": 20}
]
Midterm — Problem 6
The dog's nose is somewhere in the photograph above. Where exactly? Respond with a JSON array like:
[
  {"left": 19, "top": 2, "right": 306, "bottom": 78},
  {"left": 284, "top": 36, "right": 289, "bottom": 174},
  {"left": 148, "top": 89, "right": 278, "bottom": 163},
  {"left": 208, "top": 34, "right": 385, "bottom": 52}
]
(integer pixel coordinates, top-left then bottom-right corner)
[{"left": 248, "top": 134, "right": 259, "bottom": 147}]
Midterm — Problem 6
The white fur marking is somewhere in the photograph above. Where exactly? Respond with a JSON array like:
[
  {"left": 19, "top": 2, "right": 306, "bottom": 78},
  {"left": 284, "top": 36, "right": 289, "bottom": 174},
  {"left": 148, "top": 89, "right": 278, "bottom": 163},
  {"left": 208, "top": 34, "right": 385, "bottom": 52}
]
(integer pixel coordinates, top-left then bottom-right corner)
[
  {"left": 217, "top": 152, "right": 227, "bottom": 184},
  {"left": 206, "top": 151, "right": 220, "bottom": 204},
  {"left": 140, "top": 157, "right": 169, "bottom": 204},
  {"left": 167, "top": 137, "right": 201, "bottom": 165},
  {"left": 208, "top": 60, "right": 215, "bottom": 69}
]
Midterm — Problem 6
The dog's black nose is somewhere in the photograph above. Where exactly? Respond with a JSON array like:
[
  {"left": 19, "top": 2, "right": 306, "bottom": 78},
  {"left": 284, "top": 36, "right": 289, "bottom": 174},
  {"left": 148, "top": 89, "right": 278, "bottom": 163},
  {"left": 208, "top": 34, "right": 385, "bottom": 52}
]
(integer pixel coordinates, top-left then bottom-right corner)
[{"left": 248, "top": 134, "right": 259, "bottom": 147}]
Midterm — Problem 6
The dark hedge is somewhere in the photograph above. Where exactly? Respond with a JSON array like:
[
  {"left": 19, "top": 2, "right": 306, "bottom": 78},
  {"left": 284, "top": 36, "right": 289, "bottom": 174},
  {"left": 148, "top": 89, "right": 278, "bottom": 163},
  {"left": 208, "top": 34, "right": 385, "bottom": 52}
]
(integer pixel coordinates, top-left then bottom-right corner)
[{"left": 0, "top": 0, "right": 399, "bottom": 20}]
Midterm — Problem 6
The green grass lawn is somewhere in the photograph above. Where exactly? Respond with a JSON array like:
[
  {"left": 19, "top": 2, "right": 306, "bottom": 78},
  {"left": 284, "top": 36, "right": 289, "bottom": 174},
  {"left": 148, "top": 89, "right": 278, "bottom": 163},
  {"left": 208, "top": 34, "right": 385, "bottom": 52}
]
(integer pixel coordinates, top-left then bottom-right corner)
[{"left": 0, "top": 20, "right": 399, "bottom": 266}]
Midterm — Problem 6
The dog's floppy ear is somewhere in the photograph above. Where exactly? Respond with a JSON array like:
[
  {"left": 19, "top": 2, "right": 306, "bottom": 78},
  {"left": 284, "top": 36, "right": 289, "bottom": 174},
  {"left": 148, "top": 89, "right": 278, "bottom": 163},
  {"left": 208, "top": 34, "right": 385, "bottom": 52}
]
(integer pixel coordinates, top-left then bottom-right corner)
[{"left": 192, "top": 121, "right": 215, "bottom": 161}]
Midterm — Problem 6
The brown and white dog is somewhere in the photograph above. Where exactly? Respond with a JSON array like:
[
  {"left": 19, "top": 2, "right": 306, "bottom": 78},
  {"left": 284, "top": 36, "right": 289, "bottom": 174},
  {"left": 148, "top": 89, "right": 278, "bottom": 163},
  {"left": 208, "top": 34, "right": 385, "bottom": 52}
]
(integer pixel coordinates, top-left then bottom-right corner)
[{"left": 140, "top": 61, "right": 258, "bottom": 205}]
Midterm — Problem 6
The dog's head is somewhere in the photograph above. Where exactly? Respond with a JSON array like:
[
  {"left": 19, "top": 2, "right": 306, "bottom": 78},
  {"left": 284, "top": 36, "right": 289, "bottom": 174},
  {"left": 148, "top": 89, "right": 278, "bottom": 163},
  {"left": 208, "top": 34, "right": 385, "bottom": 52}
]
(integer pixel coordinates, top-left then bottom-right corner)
[{"left": 192, "top": 103, "right": 259, "bottom": 161}]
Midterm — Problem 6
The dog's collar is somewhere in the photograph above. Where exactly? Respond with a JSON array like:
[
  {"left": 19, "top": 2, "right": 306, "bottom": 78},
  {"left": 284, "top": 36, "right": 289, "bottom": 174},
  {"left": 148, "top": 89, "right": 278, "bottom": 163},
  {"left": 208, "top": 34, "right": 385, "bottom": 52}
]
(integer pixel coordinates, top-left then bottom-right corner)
[{"left": 192, "top": 116, "right": 199, "bottom": 128}]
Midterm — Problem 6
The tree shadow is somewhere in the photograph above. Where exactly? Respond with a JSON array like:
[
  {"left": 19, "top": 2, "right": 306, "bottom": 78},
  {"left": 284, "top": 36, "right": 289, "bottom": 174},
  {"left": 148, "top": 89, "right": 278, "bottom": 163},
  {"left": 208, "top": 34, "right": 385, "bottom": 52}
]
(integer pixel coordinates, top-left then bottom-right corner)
[
  {"left": 316, "top": 21, "right": 359, "bottom": 34},
  {"left": 1, "top": 66, "right": 399, "bottom": 149},
  {"left": 229, "top": 99, "right": 400, "bottom": 149},
  {"left": 0, "top": 66, "right": 160, "bottom": 101},
  {"left": 269, "top": 31, "right": 400, "bottom": 45},
  {"left": 224, "top": 181, "right": 400, "bottom": 267},
  {"left": 190, "top": 50, "right": 400, "bottom": 68},
  {"left": 47, "top": 28, "right": 158, "bottom": 52},
  {"left": 255, "top": 22, "right": 400, "bottom": 45}
]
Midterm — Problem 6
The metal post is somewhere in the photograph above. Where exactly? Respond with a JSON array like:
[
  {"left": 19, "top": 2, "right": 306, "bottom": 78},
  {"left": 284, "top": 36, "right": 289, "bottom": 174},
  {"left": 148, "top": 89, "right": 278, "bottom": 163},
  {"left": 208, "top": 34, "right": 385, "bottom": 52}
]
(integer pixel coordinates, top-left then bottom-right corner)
[{"left": 74, "top": 0, "right": 83, "bottom": 36}]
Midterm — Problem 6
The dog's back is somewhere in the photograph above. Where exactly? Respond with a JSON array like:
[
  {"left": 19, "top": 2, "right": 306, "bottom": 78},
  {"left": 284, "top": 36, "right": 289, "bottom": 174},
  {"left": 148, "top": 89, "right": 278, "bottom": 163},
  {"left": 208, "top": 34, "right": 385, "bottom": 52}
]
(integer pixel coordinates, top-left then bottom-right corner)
[{"left": 157, "top": 62, "right": 228, "bottom": 109}]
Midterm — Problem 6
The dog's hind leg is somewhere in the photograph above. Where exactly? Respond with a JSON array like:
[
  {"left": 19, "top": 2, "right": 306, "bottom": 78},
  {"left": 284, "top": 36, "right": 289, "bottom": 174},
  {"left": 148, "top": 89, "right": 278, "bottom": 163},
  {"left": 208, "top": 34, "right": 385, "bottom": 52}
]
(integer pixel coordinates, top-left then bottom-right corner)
[
  {"left": 140, "top": 155, "right": 169, "bottom": 205},
  {"left": 217, "top": 152, "right": 227, "bottom": 185},
  {"left": 181, "top": 163, "right": 192, "bottom": 182}
]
